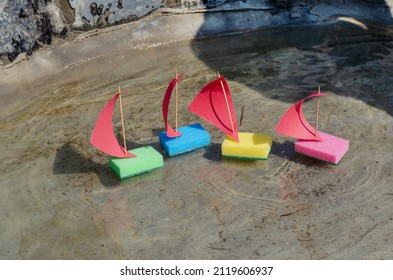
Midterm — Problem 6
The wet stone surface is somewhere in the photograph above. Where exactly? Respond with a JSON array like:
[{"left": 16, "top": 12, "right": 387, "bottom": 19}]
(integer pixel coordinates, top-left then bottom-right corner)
[
  {"left": 2, "top": 0, "right": 393, "bottom": 64},
  {"left": 68, "top": 0, "right": 163, "bottom": 27},
  {"left": 0, "top": 21, "right": 392, "bottom": 259}
]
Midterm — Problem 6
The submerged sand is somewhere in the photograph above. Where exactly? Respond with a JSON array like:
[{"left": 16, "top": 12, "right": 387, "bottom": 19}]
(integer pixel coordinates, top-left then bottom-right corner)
[{"left": 0, "top": 17, "right": 392, "bottom": 259}]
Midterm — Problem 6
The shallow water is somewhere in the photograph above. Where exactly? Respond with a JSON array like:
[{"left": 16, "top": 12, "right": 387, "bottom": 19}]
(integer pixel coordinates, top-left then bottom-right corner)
[{"left": 1, "top": 21, "right": 392, "bottom": 259}]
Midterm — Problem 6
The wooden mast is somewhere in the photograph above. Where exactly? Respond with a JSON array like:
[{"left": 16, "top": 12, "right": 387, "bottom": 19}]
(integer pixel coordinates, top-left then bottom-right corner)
[
  {"left": 315, "top": 85, "right": 321, "bottom": 136},
  {"left": 217, "top": 71, "right": 235, "bottom": 135},
  {"left": 118, "top": 86, "right": 127, "bottom": 153},
  {"left": 175, "top": 69, "right": 179, "bottom": 133}
]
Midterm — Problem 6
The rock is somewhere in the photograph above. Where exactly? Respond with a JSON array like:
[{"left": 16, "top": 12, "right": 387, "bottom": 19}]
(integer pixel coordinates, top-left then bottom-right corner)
[
  {"left": 1, "top": 0, "right": 393, "bottom": 65},
  {"left": 0, "top": 0, "right": 72, "bottom": 64},
  {"left": 0, "top": 1, "right": 38, "bottom": 62},
  {"left": 68, "top": 0, "right": 163, "bottom": 28}
]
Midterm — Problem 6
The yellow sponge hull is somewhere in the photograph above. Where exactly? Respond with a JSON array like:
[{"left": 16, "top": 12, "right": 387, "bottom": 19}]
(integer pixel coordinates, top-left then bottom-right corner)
[{"left": 222, "top": 132, "right": 272, "bottom": 160}]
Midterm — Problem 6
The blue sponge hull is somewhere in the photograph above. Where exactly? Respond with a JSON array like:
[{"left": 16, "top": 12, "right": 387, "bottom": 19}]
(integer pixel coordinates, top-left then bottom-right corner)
[{"left": 159, "top": 123, "right": 211, "bottom": 157}]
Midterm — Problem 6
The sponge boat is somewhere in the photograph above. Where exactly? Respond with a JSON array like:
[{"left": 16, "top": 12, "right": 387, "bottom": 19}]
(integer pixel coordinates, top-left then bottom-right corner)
[
  {"left": 90, "top": 88, "right": 163, "bottom": 179},
  {"left": 159, "top": 71, "right": 211, "bottom": 157},
  {"left": 188, "top": 72, "right": 272, "bottom": 160},
  {"left": 275, "top": 89, "right": 349, "bottom": 164}
]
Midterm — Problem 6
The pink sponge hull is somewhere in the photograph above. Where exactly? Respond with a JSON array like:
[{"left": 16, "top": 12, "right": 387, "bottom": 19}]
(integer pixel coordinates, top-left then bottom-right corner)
[{"left": 295, "top": 132, "right": 349, "bottom": 164}]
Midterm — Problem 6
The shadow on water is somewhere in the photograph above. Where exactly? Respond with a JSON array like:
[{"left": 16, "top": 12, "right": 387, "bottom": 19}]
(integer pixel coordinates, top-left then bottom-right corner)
[
  {"left": 203, "top": 142, "right": 222, "bottom": 162},
  {"left": 191, "top": 0, "right": 393, "bottom": 116},
  {"left": 53, "top": 138, "right": 163, "bottom": 187},
  {"left": 270, "top": 140, "right": 294, "bottom": 160},
  {"left": 151, "top": 128, "right": 164, "bottom": 137},
  {"left": 53, "top": 142, "right": 108, "bottom": 185},
  {"left": 270, "top": 140, "right": 337, "bottom": 167}
]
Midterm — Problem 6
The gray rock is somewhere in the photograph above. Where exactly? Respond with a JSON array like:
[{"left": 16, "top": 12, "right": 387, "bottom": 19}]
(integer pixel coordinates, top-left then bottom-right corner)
[
  {"left": 0, "top": 0, "right": 71, "bottom": 63},
  {"left": 1, "top": 0, "right": 393, "bottom": 65},
  {"left": 68, "top": 0, "right": 164, "bottom": 28},
  {"left": 0, "top": 1, "right": 38, "bottom": 62}
]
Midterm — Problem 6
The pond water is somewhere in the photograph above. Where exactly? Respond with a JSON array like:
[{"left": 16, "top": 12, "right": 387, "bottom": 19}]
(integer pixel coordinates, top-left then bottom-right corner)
[{"left": 0, "top": 21, "right": 392, "bottom": 259}]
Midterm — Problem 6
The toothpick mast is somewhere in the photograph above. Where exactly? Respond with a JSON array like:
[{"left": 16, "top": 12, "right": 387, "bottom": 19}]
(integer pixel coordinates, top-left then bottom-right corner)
[
  {"left": 315, "top": 85, "right": 321, "bottom": 136},
  {"left": 217, "top": 71, "right": 235, "bottom": 134},
  {"left": 118, "top": 86, "right": 127, "bottom": 153},
  {"left": 175, "top": 69, "right": 179, "bottom": 133}
]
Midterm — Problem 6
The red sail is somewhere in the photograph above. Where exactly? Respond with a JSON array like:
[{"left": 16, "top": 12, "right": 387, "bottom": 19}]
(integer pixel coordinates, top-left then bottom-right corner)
[
  {"left": 275, "top": 92, "right": 325, "bottom": 141},
  {"left": 162, "top": 72, "right": 185, "bottom": 138},
  {"left": 90, "top": 93, "right": 136, "bottom": 158},
  {"left": 188, "top": 76, "right": 239, "bottom": 142}
]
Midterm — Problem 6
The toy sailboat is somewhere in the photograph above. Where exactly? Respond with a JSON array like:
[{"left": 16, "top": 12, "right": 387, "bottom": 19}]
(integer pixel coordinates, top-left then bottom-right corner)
[
  {"left": 91, "top": 88, "right": 163, "bottom": 179},
  {"left": 188, "top": 72, "right": 272, "bottom": 160},
  {"left": 275, "top": 88, "right": 349, "bottom": 164},
  {"left": 159, "top": 71, "right": 211, "bottom": 157}
]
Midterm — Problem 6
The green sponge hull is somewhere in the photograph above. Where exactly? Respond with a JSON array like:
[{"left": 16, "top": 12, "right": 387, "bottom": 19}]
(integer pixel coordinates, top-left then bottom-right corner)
[
  {"left": 222, "top": 153, "right": 271, "bottom": 161},
  {"left": 109, "top": 146, "right": 163, "bottom": 179}
]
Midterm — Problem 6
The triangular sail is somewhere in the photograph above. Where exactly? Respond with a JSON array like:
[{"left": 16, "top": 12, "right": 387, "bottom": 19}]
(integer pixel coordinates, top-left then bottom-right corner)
[
  {"left": 91, "top": 93, "right": 136, "bottom": 158},
  {"left": 163, "top": 72, "right": 185, "bottom": 138},
  {"left": 275, "top": 92, "right": 325, "bottom": 141},
  {"left": 188, "top": 76, "right": 239, "bottom": 142}
]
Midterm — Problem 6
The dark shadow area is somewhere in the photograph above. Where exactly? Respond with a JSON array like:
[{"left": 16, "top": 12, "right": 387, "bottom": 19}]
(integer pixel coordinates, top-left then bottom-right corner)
[
  {"left": 270, "top": 140, "right": 337, "bottom": 167},
  {"left": 269, "top": 140, "right": 295, "bottom": 160},
  {"left": 151, "top": 127, "right": 165, "bottom": 137},
  {"left": 203, "top": 142, "right": 222, "bottom": 162},
  {"left": 53, "top": 142, "right": 117, "bottom": 188},
  {"left": 53, "top": 138, "right": 162, "bottom": 187},
  {"left": 191, "top": 0, "right": 393, "bottom": 116}
]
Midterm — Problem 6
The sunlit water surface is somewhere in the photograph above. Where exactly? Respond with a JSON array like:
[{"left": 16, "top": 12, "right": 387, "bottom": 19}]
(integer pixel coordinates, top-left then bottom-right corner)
[{"left": 1, "top": 22, "right": 392, "bottom": 259}]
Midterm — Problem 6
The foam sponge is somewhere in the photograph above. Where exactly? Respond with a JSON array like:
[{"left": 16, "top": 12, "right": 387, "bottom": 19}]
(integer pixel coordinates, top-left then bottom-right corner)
[
  {"left": 222, "top": 132, "right": 272, "bottom": 160},
  {"left": 109, "top": 146, "right": 163, "bottom": 179},
  {"left": 159, "top": 123, "right": 211, "bottom": 157},
  {"left": 295, "top": 131, "right": 349, "bottom": 164}
]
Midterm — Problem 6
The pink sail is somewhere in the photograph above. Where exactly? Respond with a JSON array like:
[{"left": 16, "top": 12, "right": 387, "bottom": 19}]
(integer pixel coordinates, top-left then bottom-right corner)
[
  {"left": 188, "top": 76, "right": 239, "bottom": 142},
  {"left": 162, "top": 72, "right": 185, "bottom": 138},
  {"left": 275, "top": 92, "right": 325, "bottom": 141},
  {"left": 90, "top": 93, "right": 136, "bottom": 158}
]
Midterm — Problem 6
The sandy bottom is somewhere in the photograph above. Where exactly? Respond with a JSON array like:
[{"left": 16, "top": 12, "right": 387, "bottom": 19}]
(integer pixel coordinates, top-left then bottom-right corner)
[{"left": 0, "top": 21, "right": 392, "bottom": 259}]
